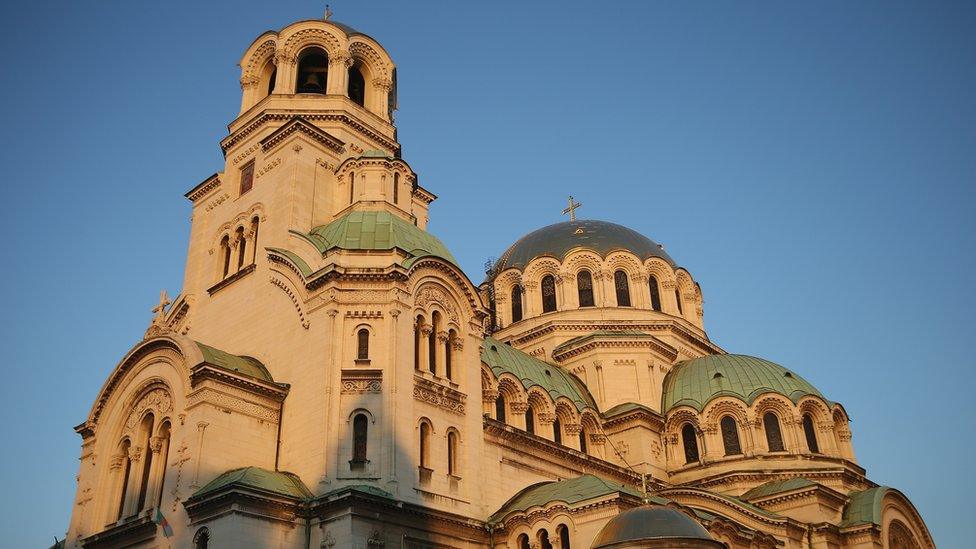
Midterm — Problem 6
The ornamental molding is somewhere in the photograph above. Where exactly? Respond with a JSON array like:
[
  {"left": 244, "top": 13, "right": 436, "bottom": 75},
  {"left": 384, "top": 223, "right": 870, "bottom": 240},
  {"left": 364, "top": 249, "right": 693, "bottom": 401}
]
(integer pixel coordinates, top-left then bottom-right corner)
[
  {"left": 185, "top": 173, "right": 221, "bottom": 202},
  {"left": 345, "top": 310, "right": 383, "bottom": 319},
  {"left": 222, "top": 113, "right": 398, "bottom": 156},
  {"left": 280, "top": 27, "right": 342, "bottom": 61},
  {"left": 186, "top": 386, "right": 280, "bottom": 423},
  {"left": 413, "top": 375, "right": 466, "bottom": 415},
  {"left": 341, "top": 369, "right": 383, "bottom": 394},
  {"left": 191, "top": 364, "right": 288, "bottom": 401},
  {"left": 260, "top": 117, "right": 345, "bottom": 155},
  {"left": 205, "top": 193, "right": 229, "bottom": 212},
  {"left": 506, "top": 319, "right": 718, "bottom": 355},
  {"left": 124, "top": 388, "right": 173, "bottom": 431},
  {"left": 254, "top": 157, "right": 282, "bottom": 179},
  {"left": 413, "top": 285, "right": 461, "bottom": 325},
  {"left": 232, "top": 142, "right": 261, "bottom": 165},
  {"left": 270, "top": 275, "right": 310, "bottom": 329},
  {"left": 551, "top": 335, "right": 678, "bottom": 363}
]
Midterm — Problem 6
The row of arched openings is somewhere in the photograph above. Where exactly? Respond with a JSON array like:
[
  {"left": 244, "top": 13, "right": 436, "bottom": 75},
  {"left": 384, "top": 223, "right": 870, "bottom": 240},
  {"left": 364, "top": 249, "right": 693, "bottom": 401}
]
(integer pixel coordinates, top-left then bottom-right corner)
[
  {"left": 494, "top": 394, "right": 588, "bottom": 454},
  {"left": 681, "top": 411, "right": 822, "bottom": 464},
  {"left": 413, "top": 312, "right": 459, "bottom": 381},
  {"left": 296, "top": 48, "right": 367, "bottom": 107},
  {"left": 511, "top": 271, "right": 676, "bottom": 321},
  {"left": 218, "top": 217, "right": 260, "bottom": 279},
  {"left": 113, "top": 413, "right": 171, "bottom": 522},
  {"left": 349, "top": 413, "right": 461, "bottom": 477},
  {"left": 517, "top": 525, "right": 571, "bottom": 549}
]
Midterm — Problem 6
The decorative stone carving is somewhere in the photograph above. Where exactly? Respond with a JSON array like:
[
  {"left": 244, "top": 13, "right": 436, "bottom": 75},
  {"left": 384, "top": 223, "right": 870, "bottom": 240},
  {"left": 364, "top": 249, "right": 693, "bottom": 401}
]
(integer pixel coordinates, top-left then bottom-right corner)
[
  {"left": 482, "top": 389, "right": 499, "bottom": 403},
  {"left": 270, "top": 276, "right": 310, "bottom": 329},
  {"left": 124, "top": 388, "right": 173, "bottom": 431},
  {"left": 413, "top": 376, "right": 466, "bottom": 415},
  {"left": 509, "top": 401, "right": 529, "bottom": 414},
  {"left": 414, "top": 286, "right": 460, "bottom": 324}
]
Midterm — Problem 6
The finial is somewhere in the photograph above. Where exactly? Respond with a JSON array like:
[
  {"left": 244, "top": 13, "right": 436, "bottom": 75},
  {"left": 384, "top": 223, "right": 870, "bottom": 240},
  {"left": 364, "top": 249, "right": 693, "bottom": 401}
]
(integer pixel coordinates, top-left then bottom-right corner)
[
  {"left": 152, "top": 290, "right": 171, "bottom": 324},
  {"left": 324, "top": 4, "right": 333, "bottom": 20},
  {"left": 562, "top": 195, "right": 582, "bottom": 222}
]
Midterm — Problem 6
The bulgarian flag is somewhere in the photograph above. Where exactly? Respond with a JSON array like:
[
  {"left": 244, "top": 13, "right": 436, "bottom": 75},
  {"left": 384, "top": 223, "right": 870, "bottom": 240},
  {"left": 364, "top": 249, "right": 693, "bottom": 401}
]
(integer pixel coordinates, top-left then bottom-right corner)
[{"left": 154, "top": 507, "right": 174, "bottom": 538}]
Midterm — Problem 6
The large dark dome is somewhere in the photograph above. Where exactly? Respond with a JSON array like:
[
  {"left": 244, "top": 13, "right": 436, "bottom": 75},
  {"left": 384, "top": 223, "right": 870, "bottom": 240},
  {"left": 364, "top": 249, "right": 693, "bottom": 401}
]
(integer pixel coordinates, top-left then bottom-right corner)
[
  {"left": 590, "top": 505, "right": 723, "bottom": 549},
  {"left": 490, "top": 220, "right": 675, "bottom": 277}
]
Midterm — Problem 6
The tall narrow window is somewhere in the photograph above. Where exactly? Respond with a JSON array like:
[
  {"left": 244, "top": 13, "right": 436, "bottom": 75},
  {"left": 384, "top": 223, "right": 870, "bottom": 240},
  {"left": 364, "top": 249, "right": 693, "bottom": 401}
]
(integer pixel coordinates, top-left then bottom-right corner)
[
  {"left": 349, "top": 172, "right": 356, "bottom": 204},
  {"left": 235, "top": 227, "right": 246, "bottom": 271},
  {"left": 447, "top": 431, "right": 458, "bottom": 476},
  {"left": 296, "top": 48, "right": 328, "bottom": 93},
  {"left": 557, "top": 524, "right": 571, "bottom": 549},
  {"left": 614, "top": 270, "right": 631, "bottom": 306},
  {"left": 445, "top": 329, "right": 456, "bottom": 380},
  {"left": 419, "top": 421, "right": 431, "bottom": 469},
  {"left": 648, "top": 275, "right": 662, "bottom": 311},
  {"left": 525, "top": 405, "right": 535, "bottom": 435},
  {"left": 803, "top": 414, "right": 820, "bottom": 453},
  {"left": 239, "top": 161, "right": 254, "bottom": 195},
  {"left": 763, "top": 412, "right": 785, "bottom": 452},
  {"left": 577, "top": 270, "right": 594, "bottom": 307},
  {"left": 720, "top": 416, "right": 742, "bottom": 456},
  {"left": 553, "top": 417, "right": 562, "bottom": 445},
  {"left": 249, "top": 217, "right": 260, "bottom": 264},
  {"left": 135, "top": 414, "right": 155, "bottom": 511},
  {"left": 428, "top": 311, "right": 440, "bottom": 374},
  {"left": 357, "top": 329, "right": 369, "bottom": 361},
  {"left": 539, "top": 530, "right": 553, "bottom": 549},
  {"left": 518, "top": 534, "right": 530, "bottom": 549},
  {"left": 393, "top": 172, "right": 400, "bottom": 205},
  {"left": 495, "top": 394, "right": 506, "bottom": 423},
  {"left": 675, "top": 289, "right": 683, "bottom": 314},
  {"left": 681, "top": 423, "right": 699, "bottom": 463},
  {"left": 348, "top": 64, "right": 365, "bottom": 106},
  {"left": 414, "top": 315, "right": 423, "bottom": 371},
  {"left": 579, "top": 427, "right": 588, "bottom": 454},
  {"left": 511, "top": 285, "right": 523, "bottom": 322},
  {"left": 267, "top": 68, "right": 276, "bottom": 96},
  {"left": 116, "top": 439, "right": 132, "bottom": 520},
  {"left": 220, "top": 235, "right": 231, "bottom": 278},
  {"left": 352, "top": 414, "right": 368, "bottom": 467},
  {"left": 541, "top": 275, "right": 557, "bottom": 313}
]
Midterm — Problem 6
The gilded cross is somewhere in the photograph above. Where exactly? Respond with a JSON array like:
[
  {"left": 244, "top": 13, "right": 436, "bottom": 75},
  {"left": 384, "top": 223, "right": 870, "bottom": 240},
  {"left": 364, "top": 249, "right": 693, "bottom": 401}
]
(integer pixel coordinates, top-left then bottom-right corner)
[{"left": 562, "top": 195, "right": 582, "bottom": 222}]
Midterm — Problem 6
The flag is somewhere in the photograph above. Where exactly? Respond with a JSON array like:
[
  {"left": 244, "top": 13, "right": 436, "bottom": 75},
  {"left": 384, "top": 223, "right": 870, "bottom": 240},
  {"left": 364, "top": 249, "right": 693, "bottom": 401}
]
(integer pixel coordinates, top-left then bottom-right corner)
[{"left": 154, "top": 507, "right": 174, "bottom": 538}]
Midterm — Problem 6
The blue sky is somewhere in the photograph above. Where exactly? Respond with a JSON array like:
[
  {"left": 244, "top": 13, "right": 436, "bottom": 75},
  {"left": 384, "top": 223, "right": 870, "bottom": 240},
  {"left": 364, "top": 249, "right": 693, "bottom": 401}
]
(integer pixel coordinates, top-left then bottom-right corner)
[{"left": 0, "top": 1, "right": 973, "bottom": 546}]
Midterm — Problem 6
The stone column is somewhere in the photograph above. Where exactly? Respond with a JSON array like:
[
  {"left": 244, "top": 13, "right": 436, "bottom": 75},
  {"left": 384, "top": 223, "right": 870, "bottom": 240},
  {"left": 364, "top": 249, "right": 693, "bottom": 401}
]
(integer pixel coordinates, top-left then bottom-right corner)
[
  {"left": 191, "top": 422, "right": 208, "bottom": 490},
  {"left": 510, "top": 401, "right": 529, "bottom": 430},
  {"left": 538, "top": 413, "right": 556, "bottom": 441},
  {"left": 105, "top": 454, "right": 127, "bottom": 525},
  {"left": 120, "top": 445, "right": 144, "bottom": 518},
  {"left": 418, "top": 323, "right": 432, "bottom": 374},
  {"left": 327, "top": 51, "right": 352, "bottom": 96},
  {"left": 143, "top": 436, "right": 167, "bottom": 509},
  {"left": 371, "top": 77, "right": 393, "bottom": 120},
  {"left": 564, "top": 423, "right": 582, "bottom": 451},
  {"left": 435, "top": 331, "right": 449, "bottom": 378}
]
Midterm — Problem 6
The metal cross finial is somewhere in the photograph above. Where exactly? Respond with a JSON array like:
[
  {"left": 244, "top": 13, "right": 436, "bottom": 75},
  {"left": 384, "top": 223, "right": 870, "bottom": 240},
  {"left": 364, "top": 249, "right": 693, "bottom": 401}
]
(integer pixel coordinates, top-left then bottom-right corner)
[
  {"left": 562, "top": 195, "right": 582, "bottom": 222},
  {"left": 324, "top": 4, "right": 333, "bottom": 20}
]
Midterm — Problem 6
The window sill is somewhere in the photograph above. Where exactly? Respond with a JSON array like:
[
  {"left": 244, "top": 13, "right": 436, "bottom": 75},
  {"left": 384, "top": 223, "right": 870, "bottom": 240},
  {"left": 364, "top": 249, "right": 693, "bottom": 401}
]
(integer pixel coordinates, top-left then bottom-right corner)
[
  {"left": 354, "top": 359, "right": 371, "bottom": 366},
  {"left": 207, "top": 263, "right": 256, "bottom": 295}
]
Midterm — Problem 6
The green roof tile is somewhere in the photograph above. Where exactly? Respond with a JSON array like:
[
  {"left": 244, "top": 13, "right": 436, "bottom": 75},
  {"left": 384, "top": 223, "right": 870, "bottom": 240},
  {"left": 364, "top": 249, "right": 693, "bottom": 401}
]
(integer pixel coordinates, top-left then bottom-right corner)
[
  {"left": 195, "top": 342, "right": 273, "bottom": 382},
  {"left": 482, "top": 337, "right": 597, "bottom": 412},
  {"left": 192, "top": 466, "right": 311, "bottom": 500},
  {"left": 740, "top": 478, "right": 819, "bottom": 501},
  {"left": 307, "top": 211, "right": 457, "bottom": 267},
  {"left": 662, "top": 354, "right": 824, "bottom": 412},
  {"left": 490, "top": 474, "right": 644, "bottom": 523},
  {"left": 840, "top": 487, "right": 889, "bottom": 527}
]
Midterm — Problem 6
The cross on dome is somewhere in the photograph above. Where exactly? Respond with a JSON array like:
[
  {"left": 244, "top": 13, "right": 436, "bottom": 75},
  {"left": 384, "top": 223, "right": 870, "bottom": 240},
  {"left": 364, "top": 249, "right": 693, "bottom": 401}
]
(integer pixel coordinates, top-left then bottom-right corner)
[{"left": 562, "top": 195, "right": 582, "bottom": 222}]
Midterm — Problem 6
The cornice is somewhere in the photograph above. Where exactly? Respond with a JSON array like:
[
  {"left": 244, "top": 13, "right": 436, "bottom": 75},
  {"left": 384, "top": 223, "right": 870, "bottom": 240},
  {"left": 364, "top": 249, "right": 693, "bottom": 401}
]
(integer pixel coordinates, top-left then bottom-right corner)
[
  {"left": 190, "top": 364, "right": 290, "bottom": 401},
  {"left": 206, "top": 263, "right": 257, "bottom": 295},
  {"left": 552, "top": 334, "right": 678, "bottom": 363},
  {"left": 657, "top": 487, "right": 788, "bottom": 527},
  {"left": 676, "top": 462, "right": 871, "bottom": 492},
  {"left": 260, "top": 117, "right": 345, "bottom": 154},
  {"left": 80, "top": 513, "right": 156, "bottom": 549},
  {"left": 221, "top": 111, "right": 399, "bottom": 155},
  {"left": 185, "top": 173, "right": 221, "bottom": 202},
  {"left": 748, "top": 483, "right": 849, "bottom": 510},
  {"left": 602, "top": 406, "right": 665, "bottom": 431},
  {"left": 412, "top": 185, "right": 436, "bottom": 204},
  {"left": 505, "top": 319, "right": 720, "bottom": 356}
]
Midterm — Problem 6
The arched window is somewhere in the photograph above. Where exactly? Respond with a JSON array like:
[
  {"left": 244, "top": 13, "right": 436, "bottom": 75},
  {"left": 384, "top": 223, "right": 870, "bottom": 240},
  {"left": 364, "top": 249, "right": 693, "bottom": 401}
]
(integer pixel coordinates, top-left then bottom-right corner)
[
  {"left": 356, "top": 329, "right": 369, "bottom": 361},
  {"left": 419, "top": 420, "right": 431, "bottom": 469},
  {"left": 351, "top": 413, "right": 368, "bottom": 468},
  {"left": 763, "top": 412, "right": 785, "bottom": 452},
  {"left": 393, "top": 172, "right": 399, "bottom": 205},
  {"left": 524, "top": 405, "right": 535, "bottom": 435},
  {"left": 445, "top": 329, "right": 456, "bottom": 380},
  {"left": 235, "top": 227, "right": 246, "bottom": 271},
  {"left": 194, "top": 528, "right": 210, "bottom": 549},
  {"left": 349, "top": 171, "right": 356, "bottom": 204},
  {"left": 249, "top": 216, "right": 260, "bottom": 264},
  {"left": 511, "top": 285, "right": 523, "bottom": 322},
  {"left": 116, "top": 439, "right": 132, "bottom": 520},
  {"left": 803, "top": 414, "right": 820, "bottom": 453},
  {"left": 517, "top": 534, "right": 530, "bottom": 549},
  {"left": 539, "top": 529, "right": 553, "bottom": 549},
  {"left": 674, "top": 289, "right": 683, "bottom": 314},
  {"left": 681, "top": 423, "right": 699, "bottom": 463},
  {"left": 553, "top": 417, "right": 562, "bottom": 445},
  {"left": 541, "top": 275, "right": 557, "bottom": 313},
  {"left": 720, "top": 416, "right": 742, "bottom": 456},
  {"left": 557, "top": 524, "right": 571, "bottom": 549},
  {"left": 348, "top": 64, "right": 366, "bottom": 106},
  {"left": 220, "top": 235, "right": 231, "bottom": 278},
  {"left": 614, "top": 270, "right": 631, "bottom": 306},
  {"left": 447, "top": 430, "right": 458, "bottom": 476},
  {"left": 577, "top": 270, "right": 594, "bottom": 307},
  {"left": 154, "top": 421, "right": 172, "bottom": 507},
  {"left": 428, "top": 311, "right": 440, "bottom": 374},
  {"left": 648, "top": 275, "right": 662, "bottom": 311},
  {"left": 579, "top": 427, "right": 588, "bottom": 454},
  {"left": 296, "top": 48, "right": 328, "bottom": 93},
  {"left": 135, "top": 414, "right": 155, "bottom": 511},
  {"left": 267, "top": 68, "right": 277, "bottom": 96},
  {"left": 495, "top": 394, "right": 506, "bottom": 423},
  {"left": 414, "top": 315, "right": 425, "bottom": 371}
]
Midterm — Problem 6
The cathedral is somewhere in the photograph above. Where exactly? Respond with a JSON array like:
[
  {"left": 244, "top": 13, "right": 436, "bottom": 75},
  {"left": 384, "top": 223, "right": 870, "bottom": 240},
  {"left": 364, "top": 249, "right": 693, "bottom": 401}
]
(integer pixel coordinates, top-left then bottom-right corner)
[{"left": 63, "top": 15, "right": 934, "bottom": 549}]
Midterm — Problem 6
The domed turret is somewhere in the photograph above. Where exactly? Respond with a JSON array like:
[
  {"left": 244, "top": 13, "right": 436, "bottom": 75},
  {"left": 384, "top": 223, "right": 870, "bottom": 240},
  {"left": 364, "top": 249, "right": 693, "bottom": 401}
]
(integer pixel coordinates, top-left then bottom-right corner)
[{"left": 590, "top": 505, "right": 724, "bottom": 549}]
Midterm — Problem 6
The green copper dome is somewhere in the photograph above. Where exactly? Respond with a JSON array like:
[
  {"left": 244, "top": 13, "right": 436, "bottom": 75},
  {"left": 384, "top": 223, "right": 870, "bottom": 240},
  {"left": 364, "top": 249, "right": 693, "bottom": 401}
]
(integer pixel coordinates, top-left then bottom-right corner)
[
  {"left": 303, "top": 211, "right": 457, "bottom": 268},
  {"left": 662, "top": 354, "right": 825, "bottom": 412},
  {"left": 489, "top": 220, "right": 674, "bottom": 279},
  {"left": 591, "top": 505, "right": 723, "bottom": 549}
]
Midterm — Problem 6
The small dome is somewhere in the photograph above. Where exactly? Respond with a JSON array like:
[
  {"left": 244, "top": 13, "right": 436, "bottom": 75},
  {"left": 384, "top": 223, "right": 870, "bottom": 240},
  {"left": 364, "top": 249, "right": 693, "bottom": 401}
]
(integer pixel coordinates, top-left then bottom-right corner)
[
  {"left": 590, "top": 505, "right": 723, "bottom": 549},
  {"left": 304, "top": 211, "right": 458, "bottom": 268},
  {"left": 663, "top": 354, "right": 825, "bottom": 412},
  {"left": 489, "top": 220, "right": 674, "bottom": 279}
]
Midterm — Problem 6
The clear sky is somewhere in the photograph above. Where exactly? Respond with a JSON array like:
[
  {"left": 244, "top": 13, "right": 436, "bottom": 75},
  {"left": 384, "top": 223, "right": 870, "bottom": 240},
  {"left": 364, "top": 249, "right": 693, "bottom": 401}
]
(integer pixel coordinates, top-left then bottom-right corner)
[{"left": 0, "top": 1, "right": 972, "bottom": 546}]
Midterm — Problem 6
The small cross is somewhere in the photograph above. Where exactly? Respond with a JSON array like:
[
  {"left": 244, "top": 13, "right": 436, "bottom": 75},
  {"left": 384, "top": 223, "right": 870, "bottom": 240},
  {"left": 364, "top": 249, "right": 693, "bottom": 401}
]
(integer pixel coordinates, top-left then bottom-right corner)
[
  {"left": 562, "top": 195, "right": 582, "bottom": 222},
  {"left": 152, "top": 290, "right": 171, "bottom": 322},
  {"left": 324, "top": 4, "right": 333, "bottom": 20}
]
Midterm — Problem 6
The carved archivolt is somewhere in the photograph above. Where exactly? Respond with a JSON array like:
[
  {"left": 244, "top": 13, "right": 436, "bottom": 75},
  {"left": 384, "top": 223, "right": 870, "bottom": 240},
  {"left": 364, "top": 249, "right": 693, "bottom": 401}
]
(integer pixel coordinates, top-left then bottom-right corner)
[
  {"left": 414, "top": 284, "right": 460, "bottom": 325},
  {"left": 242, "top": 39, "right": 277, "bottom": 81},
  {"left": 124, "top": 387, "right": 173, "bottom": 432},
  {"left": 704, "top": 399, "right": 749, "bottom": 425},
  {"left": 281, "top": 27, "right": 342, "bottom": 61},
  {"left": 348, "top": 40, "right": 389, "bottom": 77},
  {"left": 270, "top": 276, "right": 310, "bottom": 329}
]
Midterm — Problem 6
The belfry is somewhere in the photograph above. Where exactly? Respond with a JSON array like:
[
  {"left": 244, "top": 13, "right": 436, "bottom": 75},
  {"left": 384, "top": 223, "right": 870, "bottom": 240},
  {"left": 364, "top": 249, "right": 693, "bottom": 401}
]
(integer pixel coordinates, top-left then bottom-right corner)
[{"left": 63, "top": 14, "right": 933, "bottom": 549}]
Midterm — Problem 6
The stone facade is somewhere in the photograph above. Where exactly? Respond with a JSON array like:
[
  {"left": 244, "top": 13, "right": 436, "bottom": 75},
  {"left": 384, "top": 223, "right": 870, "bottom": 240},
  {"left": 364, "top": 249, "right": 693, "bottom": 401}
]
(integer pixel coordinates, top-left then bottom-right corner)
[{"left": 63, "top": 16, "right": 933, "bottom": 549}]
